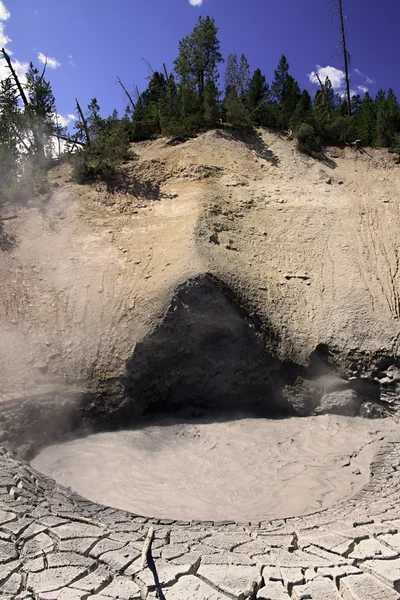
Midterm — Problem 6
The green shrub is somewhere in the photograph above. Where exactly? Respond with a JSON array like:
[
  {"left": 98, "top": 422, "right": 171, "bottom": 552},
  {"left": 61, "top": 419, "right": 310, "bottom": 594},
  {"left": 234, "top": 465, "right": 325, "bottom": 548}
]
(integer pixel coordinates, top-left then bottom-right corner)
[
  {"left": 392, "top": 133, "right": 400, "bottom": 163},
  {"left": 0, "top": 166, "right": 50, "bottom": 204},
  {"left": 296, "top": 122, "right": 320, "bottom": 153},
  {"left": 71, "top": 118, "right": 133, "bottom": 190}
]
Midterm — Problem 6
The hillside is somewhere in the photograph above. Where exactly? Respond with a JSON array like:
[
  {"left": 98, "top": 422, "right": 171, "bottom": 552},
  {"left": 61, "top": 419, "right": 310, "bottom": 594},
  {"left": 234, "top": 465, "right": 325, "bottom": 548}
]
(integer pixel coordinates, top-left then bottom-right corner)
[{"left": 1, "top": 128, "right": 399, "bottom": 416}]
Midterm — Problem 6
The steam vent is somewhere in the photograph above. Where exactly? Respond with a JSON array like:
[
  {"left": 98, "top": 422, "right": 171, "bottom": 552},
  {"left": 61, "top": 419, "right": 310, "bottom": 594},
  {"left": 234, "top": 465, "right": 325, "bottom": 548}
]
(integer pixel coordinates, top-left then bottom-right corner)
[{"left": 1, "top": 130, "right": 400, "bottom": 600}]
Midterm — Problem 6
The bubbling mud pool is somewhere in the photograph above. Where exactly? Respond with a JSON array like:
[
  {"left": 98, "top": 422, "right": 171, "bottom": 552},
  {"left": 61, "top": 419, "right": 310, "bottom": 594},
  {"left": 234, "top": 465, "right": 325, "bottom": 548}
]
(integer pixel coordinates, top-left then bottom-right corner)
[{"left": 31, "top": 415, "right": 395, "bottom": 521}]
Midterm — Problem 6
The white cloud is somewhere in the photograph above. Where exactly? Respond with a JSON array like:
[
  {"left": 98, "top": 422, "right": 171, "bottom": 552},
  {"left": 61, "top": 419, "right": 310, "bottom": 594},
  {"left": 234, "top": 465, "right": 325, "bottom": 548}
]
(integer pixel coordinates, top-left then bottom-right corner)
[
  {"left": 354, "top": 68, "right": 375, "bottom": 87},
  {"left": 57, "top": 113, "right": 76, "bottom": 128},
  {"left": 338, "top": 88, "right": 358, "bottom": 99},
  {"left": 0, "top": 21, "right": 10, "bottom": 46},
  {"left": 0, "top": 1, "right": 10, "bottom": 21},
  {"left": 0, "top": 1, "right": 10, "bottom": 47},
  {"left": 189, "top": 0, "right": 204, "bottom": 5},
  {"left": 0, "top": 56, "right": 28, "bottom": 85},
  {"left": 37, "top": 52, "right": 61, "bottom": 69},
  {"left": 308, "top": 65, "right": 345, "bottom": 90},
  {"left": 358, "top": 85, "right": 369, "bottom": 94}
]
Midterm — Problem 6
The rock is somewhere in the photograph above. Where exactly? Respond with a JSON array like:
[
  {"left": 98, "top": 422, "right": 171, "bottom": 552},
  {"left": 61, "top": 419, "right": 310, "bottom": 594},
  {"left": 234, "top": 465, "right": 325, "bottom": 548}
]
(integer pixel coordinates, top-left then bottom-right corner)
[
  {"left": 257, "top": 581, "right": 290, "bottom": 599},
  {"left": 359, "top": 401, "right": 390, "bottom": 419},
  {"left": 348, "top": 538, "right": 398, "bottom": 560},
  {"left": 27, "top": 567, "right": 89, "bottom": 594},
  {"left": 315, "top": 390, "right": 361, "bottom": 416},
  {"left": 387, "top": 366, "right": 400, "bottom": 382},
  {"left": 292, "top": 578, "right": 341, "bottom": 599},
  {"left": 325, "top": 177, "right": 332, "bottom": 184},
  {"left": 282, "top": 379, "right": 318, "bottom": 416},
  {"left": 197, "top": 564, "right": 262, "bottom": 599},
  {"left": 166, "top": 575, "right": 225, "bottom": 600},
  {"left": 363, "top": 557, "right": 400, "bottom": 590},
  {"left": 209, "top": 232, "right": 220, "bottom": 245},
  {"left": 339, "top": 573, "right": 399, "bottom": 600},
  {"left": 97, "top": 576, "right": 141, "bottom": 599}
]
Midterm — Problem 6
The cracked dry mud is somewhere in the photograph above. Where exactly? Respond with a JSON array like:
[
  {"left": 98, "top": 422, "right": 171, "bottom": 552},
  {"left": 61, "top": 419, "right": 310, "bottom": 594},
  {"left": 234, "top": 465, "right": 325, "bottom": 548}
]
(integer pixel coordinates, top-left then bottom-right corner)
[{"left": 1, "top": 431, "right": 400, "bottom": 599}]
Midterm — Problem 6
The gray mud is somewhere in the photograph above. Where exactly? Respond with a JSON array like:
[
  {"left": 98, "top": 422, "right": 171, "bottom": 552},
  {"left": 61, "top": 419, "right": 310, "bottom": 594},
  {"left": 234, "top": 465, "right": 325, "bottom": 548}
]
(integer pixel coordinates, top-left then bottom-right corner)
[{"left": 31, "top": 415, "right": 395, "bottom": 521}]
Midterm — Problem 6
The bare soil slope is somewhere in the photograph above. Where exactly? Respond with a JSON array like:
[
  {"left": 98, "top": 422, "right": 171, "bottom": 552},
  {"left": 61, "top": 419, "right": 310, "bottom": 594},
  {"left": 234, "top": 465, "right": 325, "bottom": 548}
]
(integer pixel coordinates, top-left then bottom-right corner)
[{"left": 0, "top": 129, "right": 399, "bottom": 400}]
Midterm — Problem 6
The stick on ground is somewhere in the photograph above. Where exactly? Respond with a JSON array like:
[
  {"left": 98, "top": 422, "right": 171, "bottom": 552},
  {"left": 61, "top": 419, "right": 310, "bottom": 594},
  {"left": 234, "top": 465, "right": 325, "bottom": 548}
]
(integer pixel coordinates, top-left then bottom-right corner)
[{"left": 140, "top": 526, "right": 155, "bottom": 569}]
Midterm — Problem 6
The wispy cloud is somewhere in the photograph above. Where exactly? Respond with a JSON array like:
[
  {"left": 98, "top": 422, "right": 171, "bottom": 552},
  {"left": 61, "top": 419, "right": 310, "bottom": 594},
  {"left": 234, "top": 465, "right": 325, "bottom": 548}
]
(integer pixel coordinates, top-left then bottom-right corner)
[
  {"left": 353, "top": 67, "right": 375, "bottom": 87},
  {"left": 57, "top": 113, "right": 76, "bottom": 128},
  {"left": 0, "top": 57, "right": 28, "bottom": 85},
  {"left": 37, "top": 52, "right": 61, "bottom": 69},
  {"left": 0, "top": 0, "right": 11, "bottom": 47},
  {"left": 68, "top": 54, "right": 76, "bottom": 67},
  {"left": 308, "top": 65, "right": 345, "bottom": 90},
  {"left": 358, "top": 85, "right": 369, "bottom": 94},
  {"left": 189, "top": 0, "right": 204, "bottom": 5},
  {"left": 0, "top": 0, "right": 10, "bottom": 21}
]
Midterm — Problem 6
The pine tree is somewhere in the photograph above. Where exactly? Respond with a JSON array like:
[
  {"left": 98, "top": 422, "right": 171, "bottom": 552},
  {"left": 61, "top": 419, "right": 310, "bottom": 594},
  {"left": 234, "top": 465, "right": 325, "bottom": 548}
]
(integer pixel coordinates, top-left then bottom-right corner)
[
  {"left": 223, "top": 53, "right": 251, "bottom": 127},
  {"left": 375, "top": 88, "right": 398, "bottom": 147},
  {"left": 25, "top": 62, "right": 65, "bottom": 158},
  {"left": 271, "top": 55, "right": 289, "bottom": 105},
  {"left": 246, "top": 68, "right": 270, "bottom": 125},
  {"left": 174, "top": 16, "right": 223, "bottom": 127},
  {"left": 225, "top": 53, "right": 250, "bottom": 99},
  {"left": 355, "top": 92, "right": 376, "bottom": 146},
  {"left": 224, "top": 87, "right": 251, "bottom": 128},
  {"left": 85, "top": 98, "right": 103, "bottom": 140},
  {"left": 271, "top": 56, "right": 300, "bottom": 129},
  {"left": 290, "top": 90, "right": 312, "bottom": 131},
  {"left": 282, "top": 75, "right": 301, "bottom": 126},
  {"left": 0, "top": 77, "right": 20, "bottom": 195},
  {"left": 313, "top": 77, "right": 337, "bottom": 125}
]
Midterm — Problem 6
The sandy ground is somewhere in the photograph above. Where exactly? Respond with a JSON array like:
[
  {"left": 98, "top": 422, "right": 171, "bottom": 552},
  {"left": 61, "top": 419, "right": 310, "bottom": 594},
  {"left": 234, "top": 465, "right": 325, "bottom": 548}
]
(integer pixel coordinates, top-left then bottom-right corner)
[{"left": 31, "top": 415, "right": 395, "bottom": 521}]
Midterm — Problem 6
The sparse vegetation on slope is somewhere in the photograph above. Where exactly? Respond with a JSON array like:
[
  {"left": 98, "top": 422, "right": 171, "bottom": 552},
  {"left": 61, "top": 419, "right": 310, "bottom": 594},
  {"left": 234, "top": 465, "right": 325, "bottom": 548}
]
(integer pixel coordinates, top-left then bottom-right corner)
[{"left": 1, "top": 9, "right": 400, "bottom": 195}]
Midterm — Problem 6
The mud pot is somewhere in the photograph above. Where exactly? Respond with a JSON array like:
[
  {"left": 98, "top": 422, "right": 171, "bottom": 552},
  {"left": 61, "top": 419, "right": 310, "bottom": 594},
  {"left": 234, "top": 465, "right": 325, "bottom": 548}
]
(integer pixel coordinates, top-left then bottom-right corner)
[{"left": 31, "top": 414, "right": 395, "bottom": 522}]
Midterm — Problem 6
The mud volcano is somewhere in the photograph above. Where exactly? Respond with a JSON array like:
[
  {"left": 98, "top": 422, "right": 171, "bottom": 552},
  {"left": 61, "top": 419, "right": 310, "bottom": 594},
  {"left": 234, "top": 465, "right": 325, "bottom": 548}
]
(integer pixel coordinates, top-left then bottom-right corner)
[
  {"left": 23, "top": 275, "right": 398, "bottom": 521},
  {"left": 1, "top": 276, "right": 400, "bottom": 599}
]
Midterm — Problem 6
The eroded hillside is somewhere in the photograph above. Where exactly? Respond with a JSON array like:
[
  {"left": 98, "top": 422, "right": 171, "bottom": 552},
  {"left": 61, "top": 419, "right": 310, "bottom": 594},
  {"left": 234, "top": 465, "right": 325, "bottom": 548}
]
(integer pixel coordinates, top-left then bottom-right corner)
[{"left": 0, "top": 129, "right": 399, "bottom": 416}]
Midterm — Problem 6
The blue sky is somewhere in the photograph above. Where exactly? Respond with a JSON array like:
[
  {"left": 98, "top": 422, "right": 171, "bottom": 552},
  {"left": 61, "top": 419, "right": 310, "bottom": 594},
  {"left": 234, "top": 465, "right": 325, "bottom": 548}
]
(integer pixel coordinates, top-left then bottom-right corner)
[{"left": 1, "top": 0, "right": 398, "bottom": 128}]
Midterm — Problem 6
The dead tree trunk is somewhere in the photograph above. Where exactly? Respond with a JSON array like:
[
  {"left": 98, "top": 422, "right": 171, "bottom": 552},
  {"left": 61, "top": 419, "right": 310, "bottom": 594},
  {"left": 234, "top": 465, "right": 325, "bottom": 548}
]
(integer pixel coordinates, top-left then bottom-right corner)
[
  {"left": 315, "top": 73, "right": 332, "bottom": 119},
  {"left": 336, "top": 0, "right": 352, "bottom": 116},
  {"left": 75, "top": 99, "right": 91, "bottom": 146},
  {"left": 1, "top": 47, "right": 47, "bottom": 166},
  {"left": 117, "top": 77, "right": 136, "bottom": 113}
]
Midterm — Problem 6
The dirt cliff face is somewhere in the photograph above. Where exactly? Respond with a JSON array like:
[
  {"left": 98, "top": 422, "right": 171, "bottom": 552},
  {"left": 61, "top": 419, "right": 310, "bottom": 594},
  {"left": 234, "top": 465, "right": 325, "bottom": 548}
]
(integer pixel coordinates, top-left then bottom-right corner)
[{"left": 1, "top": 129, "right": 400, "bottom": 417}]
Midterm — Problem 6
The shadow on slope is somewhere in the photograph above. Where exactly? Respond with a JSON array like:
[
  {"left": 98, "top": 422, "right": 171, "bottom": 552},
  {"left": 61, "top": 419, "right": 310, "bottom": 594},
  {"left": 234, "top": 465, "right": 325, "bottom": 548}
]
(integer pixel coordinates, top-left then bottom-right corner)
[{"left": 123, "top": 274, "right": 299, "bottom": 418}]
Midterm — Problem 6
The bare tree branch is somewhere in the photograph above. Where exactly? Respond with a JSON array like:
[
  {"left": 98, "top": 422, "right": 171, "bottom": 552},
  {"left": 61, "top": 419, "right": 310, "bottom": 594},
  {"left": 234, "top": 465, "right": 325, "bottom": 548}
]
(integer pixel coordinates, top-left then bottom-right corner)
[
  {"left": 38, "top": 56, "right": 48, "bottom": 83},
  {"left": 117, "top": 77, "right": 136, "bottom": 111},
  {"left": 75, "top": 98, "right": 91, "bottom": 146},
  {"left": 315, "top": 73, "right": 332, "bottom": 118},
  {"left": 331, "top": 0, "right": 351, "bottom": 116}
]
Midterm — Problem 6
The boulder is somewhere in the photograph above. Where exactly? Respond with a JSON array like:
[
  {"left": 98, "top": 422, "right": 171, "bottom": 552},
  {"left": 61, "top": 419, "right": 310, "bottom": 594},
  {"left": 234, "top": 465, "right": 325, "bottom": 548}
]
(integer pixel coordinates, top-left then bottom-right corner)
[{"left": 315, "top": 390, "right": 361, "bottom": 417}]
